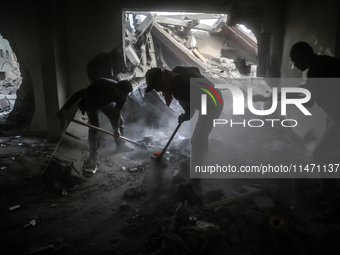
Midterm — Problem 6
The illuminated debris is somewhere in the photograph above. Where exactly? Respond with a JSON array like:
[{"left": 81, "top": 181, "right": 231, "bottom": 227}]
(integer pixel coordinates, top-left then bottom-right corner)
[
  {"left": 129, "top": 166, "right": 138, "bottom": 172},
  {"left": 129, "top": 164, "right": 145, "bottom": 172},
  {"left": 24, "top": 219, "right": 36, "bottom": 228},
  {"left": 9, "top": 205, "right": 20, "bottom": 211},
  {"left": 121, "top": 11, "right": 258, "bottom": 87},
  {"left": 0, "top": 97, "right": 11, "bottom": 112},
  {"left": 138, "top": 135, "right": 154, "bottom": 145}
]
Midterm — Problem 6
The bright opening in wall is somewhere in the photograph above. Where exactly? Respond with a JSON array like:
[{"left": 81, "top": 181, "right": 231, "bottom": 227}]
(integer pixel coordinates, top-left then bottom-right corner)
[
  {"left": 121, "top": 11, "right": 258, "bottom": 86},
  {"left": 0, "top": 33, "right": 21, "bottom": 116}
]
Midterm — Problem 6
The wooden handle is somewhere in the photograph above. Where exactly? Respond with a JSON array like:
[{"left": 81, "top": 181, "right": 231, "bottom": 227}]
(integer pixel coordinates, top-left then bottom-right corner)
[
  {"left": 63, "top": 115, "right": 143, "bottom": 146},
  {"left": 156, "top": 122, "right": 182, "bottom": 160}
]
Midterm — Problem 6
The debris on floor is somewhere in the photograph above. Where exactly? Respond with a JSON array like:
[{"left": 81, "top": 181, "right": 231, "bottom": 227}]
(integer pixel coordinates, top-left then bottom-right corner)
[{"left": 1, "top": 133, "right": 340, "bottom": 255}]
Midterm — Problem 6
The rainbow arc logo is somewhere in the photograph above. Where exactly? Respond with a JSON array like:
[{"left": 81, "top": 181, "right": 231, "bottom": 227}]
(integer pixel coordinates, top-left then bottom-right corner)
[{"left": 197, "top": 82, "right": 223, "bottom": 115}]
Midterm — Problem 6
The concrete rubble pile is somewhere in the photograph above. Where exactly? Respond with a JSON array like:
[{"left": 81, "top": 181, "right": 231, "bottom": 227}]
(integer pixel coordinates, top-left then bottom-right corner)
[
  {"left": 0, "top": 136, "right": 54, "bottom": 163},
  {"left": 120, "top": 11, "right": 258, "bottom": 90},
  {"left": 0, "top": 76, "right": 22, "bottom": 91},
  {"left": 0, "top": 96, "right": 11, "bottom": 113},
  {"left": 118, "top": 174, "right": 336, "bottom": 255},
  {"left": 0, "top": 77, "right": 22, "bottom": 115},
  {"left": 2, "top": 136, "right": 339, "bottom": 255}
]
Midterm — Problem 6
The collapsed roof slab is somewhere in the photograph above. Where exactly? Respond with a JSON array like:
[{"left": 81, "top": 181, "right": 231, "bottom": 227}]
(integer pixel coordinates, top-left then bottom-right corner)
[
  {"left": 155, "top": 16, "right": 199, "bottom": 28},
  {"left": 151, "top": 22, "right": 208, "bottom": 72},
  {"left": 136, "top": 13, "right": 154, "bottom": 37},
  {"left": 155, "top": 15, "right": 224, "bottom": 33},
  {"left": 155, "top": 13, "right": 223, "bottom": 20},
  {"left": 219, "top": 25, "right": 258, "bottom": 60}
]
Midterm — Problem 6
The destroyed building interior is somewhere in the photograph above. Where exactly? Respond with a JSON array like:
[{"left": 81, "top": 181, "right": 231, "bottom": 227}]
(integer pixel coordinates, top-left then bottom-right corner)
[{"left": 1, "top": 0, "right": 340, "bottom": 254}]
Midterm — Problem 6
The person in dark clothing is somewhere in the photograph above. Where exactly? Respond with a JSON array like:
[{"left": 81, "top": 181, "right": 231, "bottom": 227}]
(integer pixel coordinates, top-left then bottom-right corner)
[
  {"left": 289, "top": 42, "right": 340, "bottom": 161},
  {"left": 290, "top": 41, "right": 340, "bottom": 220},
  {"left": 57, "top": 78, "right": 133, "bottom": 170},
  {"left": 145, "top": 66, "right": 223, "bottom": 173}
]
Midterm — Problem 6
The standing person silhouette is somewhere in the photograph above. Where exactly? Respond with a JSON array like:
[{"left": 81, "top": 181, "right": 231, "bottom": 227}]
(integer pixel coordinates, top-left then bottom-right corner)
[{"left": 290, "top": 41, "right": 340, "bottom": 221}]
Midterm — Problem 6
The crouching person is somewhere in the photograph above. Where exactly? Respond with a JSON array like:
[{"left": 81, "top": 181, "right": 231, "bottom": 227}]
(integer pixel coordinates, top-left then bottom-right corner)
[
  {"left": 57, "top": 78, "right": 133, "bottom": 175},
  {"left": 144, "top": 66, "right": 223, "bottom": 182}
]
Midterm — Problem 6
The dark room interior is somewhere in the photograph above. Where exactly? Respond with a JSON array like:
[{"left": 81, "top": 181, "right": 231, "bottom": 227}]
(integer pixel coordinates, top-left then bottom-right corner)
[{"left": 1, "top": 0, "right": 340, "bottom": 254}]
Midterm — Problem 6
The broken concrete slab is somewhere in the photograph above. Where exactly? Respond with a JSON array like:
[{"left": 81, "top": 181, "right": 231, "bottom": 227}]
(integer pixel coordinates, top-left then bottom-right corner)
[
  {"left": 155, "top": 16, "right": 200, "bottom": 29},
  {"left": 0, "top": 96, "right": 11, "bottom": 112},
  {"left": 135, "top": 13, "right": 154, "bottom": 37},
  {"left": 125, "top": 44, "right": 140, "bottom": 65},
  {"left": 42, "top": 111, "right": 90, "bottom": 190},
  {"left": 151, "top": 22, "right": 208, "bottom": 71}
]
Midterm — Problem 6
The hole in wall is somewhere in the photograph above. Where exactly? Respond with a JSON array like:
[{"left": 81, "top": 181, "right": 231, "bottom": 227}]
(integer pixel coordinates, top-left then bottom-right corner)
[
  {"left": 0, "top": 33, "right": 21, "bottom": 116},
  {"left": 0, "top": 31, "right": 35, "bottom": 133}
]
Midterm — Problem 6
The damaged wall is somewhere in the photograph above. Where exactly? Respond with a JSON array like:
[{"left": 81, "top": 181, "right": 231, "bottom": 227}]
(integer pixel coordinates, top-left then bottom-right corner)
[
  {"left": 0, "top": 0, "right": 339, "bottom": 139},
  {"left": 0, "top": 1, "right": 45, "bottom": 134}
]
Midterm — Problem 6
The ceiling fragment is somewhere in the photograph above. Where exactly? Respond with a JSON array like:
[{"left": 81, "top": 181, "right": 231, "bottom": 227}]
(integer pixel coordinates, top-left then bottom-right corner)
[{"left": 121, "top": 11, "right": 259, "bottom": 88}]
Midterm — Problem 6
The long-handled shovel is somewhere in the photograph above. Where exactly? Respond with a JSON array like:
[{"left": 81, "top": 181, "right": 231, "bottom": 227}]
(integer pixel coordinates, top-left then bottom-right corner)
[
  {"left": 61, "top": 115, "right": 148, "bottom": 149},
  {"left": 152, "top": 122, "right": 182, "bottom": 161}
]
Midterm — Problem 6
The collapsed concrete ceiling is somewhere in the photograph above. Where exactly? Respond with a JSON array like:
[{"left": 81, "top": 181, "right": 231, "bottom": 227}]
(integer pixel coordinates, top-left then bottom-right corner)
[{"left": 119, "top": 11, "right": 259, "bottom": 89}]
